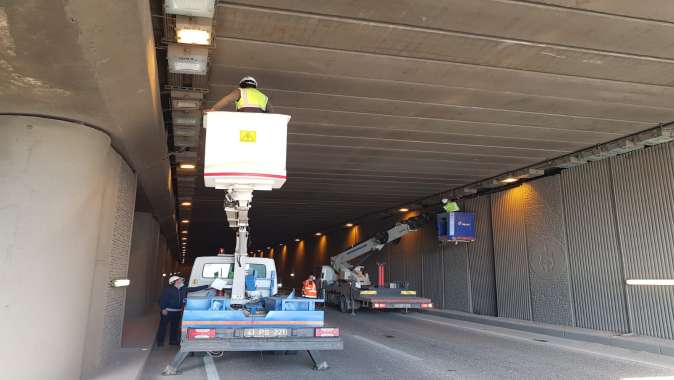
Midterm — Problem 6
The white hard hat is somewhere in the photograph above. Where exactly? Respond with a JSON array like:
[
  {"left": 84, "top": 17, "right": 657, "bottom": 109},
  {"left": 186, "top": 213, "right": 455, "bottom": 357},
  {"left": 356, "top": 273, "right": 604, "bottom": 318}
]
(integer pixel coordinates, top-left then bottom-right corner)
[
  {"left": 239, "top": 76, "right": 257, "bottom": 87},
  {"left": 168, "top": 275, "right": 183, "bottom": 285}
]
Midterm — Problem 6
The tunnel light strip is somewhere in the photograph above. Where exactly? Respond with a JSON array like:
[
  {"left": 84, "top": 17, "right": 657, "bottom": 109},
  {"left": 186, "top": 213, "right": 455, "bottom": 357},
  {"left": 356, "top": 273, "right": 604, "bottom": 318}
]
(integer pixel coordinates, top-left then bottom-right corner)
[{"left": 626, "top": 279, "right": 674, "bottom": 286}]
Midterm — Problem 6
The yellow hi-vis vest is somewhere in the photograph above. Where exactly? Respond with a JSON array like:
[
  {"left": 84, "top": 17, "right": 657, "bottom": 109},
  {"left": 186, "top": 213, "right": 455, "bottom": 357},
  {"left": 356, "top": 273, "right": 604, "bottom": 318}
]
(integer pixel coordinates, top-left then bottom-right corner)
[{"left": 235, "top": 88, "right": 268, "bottom": 111}]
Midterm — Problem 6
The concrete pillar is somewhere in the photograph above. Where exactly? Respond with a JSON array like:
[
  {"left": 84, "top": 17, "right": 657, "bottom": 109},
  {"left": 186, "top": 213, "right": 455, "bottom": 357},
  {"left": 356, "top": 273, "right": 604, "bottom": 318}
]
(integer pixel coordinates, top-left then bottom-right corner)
[
  {"left": 81, "top": 149, "right": 137, "bottom": 378},
  {"left": 0, "top": 116, "right": 116, "bottom": 380}
]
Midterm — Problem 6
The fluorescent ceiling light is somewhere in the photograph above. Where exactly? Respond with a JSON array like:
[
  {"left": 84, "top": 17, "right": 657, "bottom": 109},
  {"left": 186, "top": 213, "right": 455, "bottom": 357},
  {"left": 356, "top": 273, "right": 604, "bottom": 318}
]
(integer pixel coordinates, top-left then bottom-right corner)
[
  {"left": 398, "top": 208, "right": 409, "bottom": 212},
  {"left": 345, "top": 223, "right": 354, "bottom": 227},
  {"left": 181, "top": 201, "right": 192, "bottom": 206},
  {"left": 626, "top": 279, "right": 674, "bottom": 286},
  {"left": 180, "top": 163, "right": 196, "bottom": 169},
  {"left": 501, "top": 177, "right": 518, "bottom": 183},
  {"left": 181, "top": 219, "right": 190, "bottom": 224},
  {"left": 294, "top": 238, "right": 301, "bottom": 242},
  {"left": 315, "top": 232, "right": 322, "bottom": 236},
  {"left": 177, "top": 29, "right": 210, "bottom": 45},
  {"left": 176, "top": 16, "right": 213, "bottom": 45}
]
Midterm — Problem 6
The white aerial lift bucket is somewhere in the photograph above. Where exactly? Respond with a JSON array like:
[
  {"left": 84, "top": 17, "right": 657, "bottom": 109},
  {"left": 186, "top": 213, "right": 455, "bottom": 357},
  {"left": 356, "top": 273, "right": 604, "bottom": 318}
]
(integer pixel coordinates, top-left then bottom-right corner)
[{"left": 203, "top": 111, "right": 290, "bottom": 191}]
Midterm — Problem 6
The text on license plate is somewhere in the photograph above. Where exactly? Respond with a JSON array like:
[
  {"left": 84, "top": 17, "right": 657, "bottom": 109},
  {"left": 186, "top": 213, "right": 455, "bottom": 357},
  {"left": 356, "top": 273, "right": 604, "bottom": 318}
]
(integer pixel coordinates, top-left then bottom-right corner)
[
  {"left": 392, "top": 304, "right": 413, "bottom": 308},
  {"left": 243, "top": 328, "right": 289, "bottom": 338}
]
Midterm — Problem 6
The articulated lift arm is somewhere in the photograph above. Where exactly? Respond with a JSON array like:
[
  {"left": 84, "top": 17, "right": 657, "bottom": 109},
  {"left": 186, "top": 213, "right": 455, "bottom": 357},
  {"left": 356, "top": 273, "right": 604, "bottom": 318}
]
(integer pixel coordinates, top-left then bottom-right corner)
[{"left": 330, "top": 214, "right": 429, "bottom": 274}]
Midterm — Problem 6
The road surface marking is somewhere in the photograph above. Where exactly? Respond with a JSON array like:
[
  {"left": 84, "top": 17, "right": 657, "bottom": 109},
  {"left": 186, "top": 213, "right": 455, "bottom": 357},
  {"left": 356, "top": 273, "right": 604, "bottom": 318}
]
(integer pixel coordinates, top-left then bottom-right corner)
[
  {"left": 347, "top": 333, "right": 422, "bottom": 361},
  {"left": 203, "top": 355, "right": 221, "bottom": 380}
]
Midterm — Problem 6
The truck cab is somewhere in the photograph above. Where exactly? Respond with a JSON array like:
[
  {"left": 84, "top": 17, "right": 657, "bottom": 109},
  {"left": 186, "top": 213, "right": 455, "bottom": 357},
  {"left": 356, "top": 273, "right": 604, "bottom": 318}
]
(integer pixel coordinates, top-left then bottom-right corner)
[{"left": 188, "top": 255, "right": 278, "bottom": 298}]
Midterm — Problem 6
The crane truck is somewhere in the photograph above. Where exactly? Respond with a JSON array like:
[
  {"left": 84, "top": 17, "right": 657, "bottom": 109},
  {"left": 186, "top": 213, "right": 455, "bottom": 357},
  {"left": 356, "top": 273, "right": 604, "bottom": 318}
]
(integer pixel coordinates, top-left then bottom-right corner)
[
  {"left": 320, "top": 214, "right": 433, "bottom": 313},
  {"left": 162, "top": 112, "right": 342, "bottom": 375}
]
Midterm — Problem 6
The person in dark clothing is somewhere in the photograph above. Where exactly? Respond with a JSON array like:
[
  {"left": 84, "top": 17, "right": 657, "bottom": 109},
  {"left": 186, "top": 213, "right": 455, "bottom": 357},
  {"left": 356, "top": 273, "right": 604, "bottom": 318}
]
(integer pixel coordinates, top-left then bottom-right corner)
[{"left": 156, "top": 275, "right": 210, "bottom": 346}]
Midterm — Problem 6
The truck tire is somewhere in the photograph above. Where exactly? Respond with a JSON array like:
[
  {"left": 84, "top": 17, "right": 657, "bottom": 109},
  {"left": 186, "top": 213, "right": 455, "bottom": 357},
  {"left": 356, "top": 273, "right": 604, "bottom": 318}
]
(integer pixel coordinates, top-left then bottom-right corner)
[{"left": 339, "top": 295, "right": 348, "bottom": 313}]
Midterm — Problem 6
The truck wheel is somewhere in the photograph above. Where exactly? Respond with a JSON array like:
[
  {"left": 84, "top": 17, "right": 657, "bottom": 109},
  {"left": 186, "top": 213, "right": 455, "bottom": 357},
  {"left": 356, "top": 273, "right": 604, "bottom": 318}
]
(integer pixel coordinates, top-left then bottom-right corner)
[{"left": 339, "top": 296, "right": 348, "bottom": 313}]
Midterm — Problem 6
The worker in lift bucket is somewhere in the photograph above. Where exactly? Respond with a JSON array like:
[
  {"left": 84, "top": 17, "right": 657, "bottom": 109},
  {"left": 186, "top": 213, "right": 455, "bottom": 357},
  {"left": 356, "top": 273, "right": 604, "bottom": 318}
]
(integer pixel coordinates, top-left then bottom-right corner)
[
  {"left": 207, "top": 76, "right": 273, "bottom": 113},
  {"left": 156, "top": 276, "right": 210, "bottom": 347},
  {"left": 302, "top": 274, "right": 318, "bottom": 298}
]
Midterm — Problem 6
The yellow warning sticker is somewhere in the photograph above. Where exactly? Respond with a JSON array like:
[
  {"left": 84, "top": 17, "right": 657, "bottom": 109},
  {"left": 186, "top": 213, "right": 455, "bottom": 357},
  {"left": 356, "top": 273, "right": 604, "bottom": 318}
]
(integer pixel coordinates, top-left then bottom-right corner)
[
  {"left": 239, "top": 130, "right": 257, "bottom": 143},
  {"left": 360, "top": 290, "right": 377, "bottom": 295},
  {"left": 401, "top": 290, "right": 417, "bottom": 295}
]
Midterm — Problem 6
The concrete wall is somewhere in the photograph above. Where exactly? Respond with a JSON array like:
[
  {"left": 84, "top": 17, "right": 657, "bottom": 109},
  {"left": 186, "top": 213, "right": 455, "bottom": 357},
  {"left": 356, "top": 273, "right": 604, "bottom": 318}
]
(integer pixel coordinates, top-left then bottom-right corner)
[
  {"left": 0, "top": 116, "right": 136, "bottom": 380},
  {"left": 273, "top": 141, "right": 674, "bottom": 341}
]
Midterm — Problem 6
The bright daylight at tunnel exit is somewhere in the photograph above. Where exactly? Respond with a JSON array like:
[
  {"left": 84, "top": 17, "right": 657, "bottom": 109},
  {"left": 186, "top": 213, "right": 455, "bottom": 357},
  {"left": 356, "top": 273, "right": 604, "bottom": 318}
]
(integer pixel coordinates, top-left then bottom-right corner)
[{"left": 3, "top": 1, "right": 674, "bottom": 379}]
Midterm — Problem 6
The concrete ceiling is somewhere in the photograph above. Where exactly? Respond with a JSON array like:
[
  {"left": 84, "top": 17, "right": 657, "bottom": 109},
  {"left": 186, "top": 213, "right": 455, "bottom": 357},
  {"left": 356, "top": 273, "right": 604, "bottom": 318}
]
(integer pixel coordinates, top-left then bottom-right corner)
[
  {"left": 0, "top": 0, "right": 177, "bottom": 245},
  {"left": 182, "top": 0, "right": 674, "bottom": 251}
]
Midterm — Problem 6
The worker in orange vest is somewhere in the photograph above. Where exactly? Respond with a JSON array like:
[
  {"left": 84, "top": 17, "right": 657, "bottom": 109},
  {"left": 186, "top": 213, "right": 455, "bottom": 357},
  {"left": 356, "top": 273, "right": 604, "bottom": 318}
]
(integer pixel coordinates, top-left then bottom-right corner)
[{"left": 302, "top": 274, "right": 318, "bottom": 298}]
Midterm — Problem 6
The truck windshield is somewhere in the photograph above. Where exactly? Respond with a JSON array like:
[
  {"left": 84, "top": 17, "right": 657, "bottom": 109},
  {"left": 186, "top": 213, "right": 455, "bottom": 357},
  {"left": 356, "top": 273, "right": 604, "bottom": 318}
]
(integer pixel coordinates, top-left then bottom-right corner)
[
  {"left": 245, "top": 263, "right": 267, "bottom": 278},
  {"left": 202, "top": 263, "right": 234, "bottom": 279}
]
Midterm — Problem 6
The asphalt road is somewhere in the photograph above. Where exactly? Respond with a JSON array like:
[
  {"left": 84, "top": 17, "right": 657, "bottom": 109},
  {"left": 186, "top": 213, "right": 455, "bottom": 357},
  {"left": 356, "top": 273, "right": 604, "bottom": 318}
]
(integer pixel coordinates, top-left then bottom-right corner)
[{"left": 140, "top": 309, "right": 674, "bottom": 379}]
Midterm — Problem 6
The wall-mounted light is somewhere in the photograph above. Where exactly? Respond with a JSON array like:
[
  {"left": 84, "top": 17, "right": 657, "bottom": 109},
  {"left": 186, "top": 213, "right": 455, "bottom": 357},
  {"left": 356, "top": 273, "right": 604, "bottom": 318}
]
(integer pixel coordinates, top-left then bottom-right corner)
[
  {"left": 111, "top": 279, "right": 131, "bottom": 288},
  {"left": 626, "top": 279, "right": 674, "bottom": 286}
]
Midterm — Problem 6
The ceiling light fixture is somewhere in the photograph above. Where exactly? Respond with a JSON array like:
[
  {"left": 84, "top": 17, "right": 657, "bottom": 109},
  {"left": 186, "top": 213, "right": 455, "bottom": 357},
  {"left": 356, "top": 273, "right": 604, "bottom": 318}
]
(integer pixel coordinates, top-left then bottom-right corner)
[
  {"left": 176, "top": 15, "right": 212, "bottom": 45},
  {"left": 180, "top": 201, "right": 192, "bottom": 207},
  {"left": 165, "top": 0, "right": 216, "bottom": 18},
  {"left": 345, "top": 223, "right": 354, "bottom": 227},
  {"left": 294, "top": 238, "right": 301, "bottom": 242},
  {"left": 501, "top": 177, "right": 518, "bottom": 184},
  {"left": 398, "top": 208, "right": 409, "bottom": 213},
  {"left": 181, "top": 219, "right": 189, "bottom": 224},
  {"left": 180, "top": 163, "right": 196, "bottom": 169},
  {"left": 315, "top": 232, "right": 322, "bottom": 236}
]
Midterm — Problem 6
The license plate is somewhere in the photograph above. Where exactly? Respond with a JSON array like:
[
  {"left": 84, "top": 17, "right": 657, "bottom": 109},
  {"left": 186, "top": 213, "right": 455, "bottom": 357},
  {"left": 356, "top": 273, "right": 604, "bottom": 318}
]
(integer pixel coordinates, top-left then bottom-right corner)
[
  {"left": 392, "top": 304, "right": 413, "bottom": 308},
  {"left": 243, "top": 328, "right": 289, "bottom": 338}
]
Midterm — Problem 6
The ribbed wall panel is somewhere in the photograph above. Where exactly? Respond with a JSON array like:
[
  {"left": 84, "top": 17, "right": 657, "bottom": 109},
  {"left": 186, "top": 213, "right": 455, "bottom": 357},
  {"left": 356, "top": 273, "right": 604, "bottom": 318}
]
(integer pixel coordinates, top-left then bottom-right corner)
[
  {"left": 561, "top": 160, "right": 629, "bottom": 333},
  {"left": 611, "top": 143, "right": 674, "bottom": 339},
  {"left": 524, "top": 177, "right": 574, "bottom": 326},
  {"left": 420, "top": 226, "right": 444, "bottom": 308},
  {"left": 442, "top": 242, "right": 471, "bottom": 312},
  {"left": 465, "top": 196, "right": 497, "bottom": 316},
  {"left": 402, "top": 232, "right": 423, "bottom": 291},
  {"left": 492, "top": 189, "right": 533, "bottom": 320}
]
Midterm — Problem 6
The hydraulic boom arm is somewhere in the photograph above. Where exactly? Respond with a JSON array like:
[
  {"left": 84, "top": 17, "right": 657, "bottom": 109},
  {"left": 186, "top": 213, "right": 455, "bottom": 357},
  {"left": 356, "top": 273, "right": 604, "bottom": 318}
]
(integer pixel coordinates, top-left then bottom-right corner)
[{"left": 330, "top": 214, "right": 429, "bottom": 274}]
